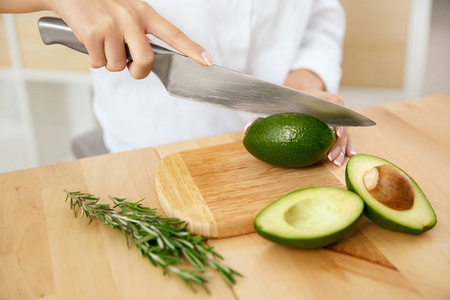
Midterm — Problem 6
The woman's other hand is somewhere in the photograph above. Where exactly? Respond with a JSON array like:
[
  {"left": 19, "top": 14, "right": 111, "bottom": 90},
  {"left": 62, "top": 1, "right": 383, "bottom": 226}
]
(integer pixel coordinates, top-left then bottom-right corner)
[
  {"left": 244, "top": 89, "right": 355, "bottom": 167},
  {"left": 243, "top": 69, "right": 355, "bottom": 167},
  {"left": 300, "top": 90, "right": 356, "bottom": 167},
  {"left": 284, "top": 69, "right": 355, "bottom": 167}
]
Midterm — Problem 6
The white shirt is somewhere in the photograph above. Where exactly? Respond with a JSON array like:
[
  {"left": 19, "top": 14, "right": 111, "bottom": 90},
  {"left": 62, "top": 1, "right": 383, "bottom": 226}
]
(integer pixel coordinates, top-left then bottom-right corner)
[{"left": 92, "top": 0, "right": 345, "bottom": 152}]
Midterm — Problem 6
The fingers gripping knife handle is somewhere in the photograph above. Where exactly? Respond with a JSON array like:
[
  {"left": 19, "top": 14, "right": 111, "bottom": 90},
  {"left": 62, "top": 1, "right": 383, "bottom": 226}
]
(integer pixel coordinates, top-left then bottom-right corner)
[
  {"left": 37, "top": 16, "right": 174, "bottom": 62},
  {"left": 38, "top": 17, "right": 89, "bottom": 55}
]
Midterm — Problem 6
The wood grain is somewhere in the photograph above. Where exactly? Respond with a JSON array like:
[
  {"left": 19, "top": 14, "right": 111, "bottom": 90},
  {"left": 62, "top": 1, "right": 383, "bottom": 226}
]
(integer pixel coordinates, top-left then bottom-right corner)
[
  {"left": 347, "top": 95, "right": 450, "bottom": 299},
  {"left": 1, "top": 94, "right": 450, "bottom": 299},
  {"left": 209, "top": 233, "right": 422, "bottom": 300},
  {"left": 156, "top": 152, "right": 218, "bottom": 237},
  {"left": 156, "top": 141, "right": 344, "bottom": 238},
  {"left": 0, "top": 169, "right": 54, "bottom": 299}
]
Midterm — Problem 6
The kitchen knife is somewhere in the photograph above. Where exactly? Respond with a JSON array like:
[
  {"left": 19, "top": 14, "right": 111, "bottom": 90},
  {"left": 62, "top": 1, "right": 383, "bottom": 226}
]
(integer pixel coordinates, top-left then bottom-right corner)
[{"left": 38, "top": 17, "right": 375, "bottom": 127}]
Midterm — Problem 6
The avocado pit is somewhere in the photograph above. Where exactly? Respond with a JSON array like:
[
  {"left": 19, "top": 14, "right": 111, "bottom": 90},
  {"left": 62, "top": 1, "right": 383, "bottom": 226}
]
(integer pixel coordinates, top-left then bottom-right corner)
[{"left": 363, "top": 165, "right": 415, "bottom": 210}]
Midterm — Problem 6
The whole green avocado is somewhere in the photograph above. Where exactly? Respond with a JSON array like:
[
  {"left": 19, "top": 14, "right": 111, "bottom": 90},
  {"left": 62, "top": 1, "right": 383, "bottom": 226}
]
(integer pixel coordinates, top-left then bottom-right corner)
[{"left": 243, "top": 113, "right": 336, "bottom": 168}]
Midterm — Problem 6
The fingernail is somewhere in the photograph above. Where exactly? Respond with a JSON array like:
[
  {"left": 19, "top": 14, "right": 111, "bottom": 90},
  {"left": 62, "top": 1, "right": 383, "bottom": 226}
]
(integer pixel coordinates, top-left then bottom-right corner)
[
  {"left": 334, "top": 150, "right": 345, "bottom": 166},
  {"left": 337, "top": 127, "right": 343, "bottom": 138},
  {"left": 244, "top": 122, "right": 252, "bottom": 134},
  {"left": 244, "top": 118, "right": 258, "bottom": 134},
  {"left": 328, "top": 146, "right": 341, "bottom": 161},
  {"left": 201, "top": 51, "right": 214, "bottom": 66}
]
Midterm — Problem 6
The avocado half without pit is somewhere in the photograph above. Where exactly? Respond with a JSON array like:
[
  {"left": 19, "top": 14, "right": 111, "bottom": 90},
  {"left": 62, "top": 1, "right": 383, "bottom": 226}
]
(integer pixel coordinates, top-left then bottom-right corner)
[
  {"left": 346, "top": 154, "right": 437, "bottom": 234},
  {"left": 254, "top": 187, "right": 364, "bottom": 249}
]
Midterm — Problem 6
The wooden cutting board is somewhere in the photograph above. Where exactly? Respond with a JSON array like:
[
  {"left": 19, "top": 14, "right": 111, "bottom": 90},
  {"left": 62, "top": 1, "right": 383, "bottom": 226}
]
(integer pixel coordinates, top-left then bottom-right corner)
[{"left": 155, "top": 141, "right": 345, "bottom": 238}]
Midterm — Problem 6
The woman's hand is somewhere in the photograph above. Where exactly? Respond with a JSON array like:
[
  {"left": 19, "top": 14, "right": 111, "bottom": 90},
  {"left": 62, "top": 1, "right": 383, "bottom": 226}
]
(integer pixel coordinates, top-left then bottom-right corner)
[
  {"left": 284, "top": 69, "right": 355, "bottom": 166},
  {"left": 244, "top": 90, "right": 355, "bottom": 167},
  {"left": 301, "top": 90, "right": 356, "bottom": 167},
  {"left": 22, "top": 0, "right": 213, "bottom": 79},
  {"left": 244, "top": 68, "right": 356, "bottom": 167}
]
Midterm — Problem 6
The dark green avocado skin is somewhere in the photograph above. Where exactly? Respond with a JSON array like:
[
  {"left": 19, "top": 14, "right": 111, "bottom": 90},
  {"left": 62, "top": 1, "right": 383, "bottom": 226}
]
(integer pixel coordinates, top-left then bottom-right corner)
[
  {"left": 345, "top": 154, "right": 437, "bottom": 235},
  {"left": 243, "top": 113, "right": 335, "bottom": 168},
  {"left": 254, "top": 216, "right": 361, "bottom": 249}
]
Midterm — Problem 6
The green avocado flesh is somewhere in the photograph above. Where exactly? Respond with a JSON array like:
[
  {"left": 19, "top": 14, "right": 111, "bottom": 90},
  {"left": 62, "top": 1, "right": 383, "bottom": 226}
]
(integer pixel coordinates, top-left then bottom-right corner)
[
  {"left": 345, "top": 154, "right": 437, "bottom": 234},
  {"left": 254, "top": 187, "right": 364, "bottom": 249},
  {"left": 243, "top": 113, "right": 335, "bottom": 168}
]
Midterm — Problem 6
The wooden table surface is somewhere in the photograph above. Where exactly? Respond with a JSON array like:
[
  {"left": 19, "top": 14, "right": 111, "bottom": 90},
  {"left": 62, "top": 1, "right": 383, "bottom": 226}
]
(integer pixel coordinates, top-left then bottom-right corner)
[{"left": 1, "top": 94, "right": 449, "bottom": 299}]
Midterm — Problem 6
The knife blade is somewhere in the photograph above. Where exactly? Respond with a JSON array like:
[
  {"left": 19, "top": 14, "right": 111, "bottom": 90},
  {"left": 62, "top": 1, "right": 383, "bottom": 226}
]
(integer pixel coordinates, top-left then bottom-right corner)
[{"left": 38, "top": 17, "right": 375, "bottom": 127}]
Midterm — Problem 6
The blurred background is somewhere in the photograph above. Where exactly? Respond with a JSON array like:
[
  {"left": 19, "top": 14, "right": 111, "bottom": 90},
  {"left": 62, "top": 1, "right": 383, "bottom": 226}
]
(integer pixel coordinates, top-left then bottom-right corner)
[{"left": 0, "top": 0, "right": 449, "bottom": 173}]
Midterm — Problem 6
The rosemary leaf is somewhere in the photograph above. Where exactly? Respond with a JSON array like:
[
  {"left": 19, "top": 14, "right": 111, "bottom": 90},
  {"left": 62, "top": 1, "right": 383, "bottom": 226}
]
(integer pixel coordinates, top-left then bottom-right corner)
[{"left": 64, "top": 190, "right": 241, "bottom": 292}]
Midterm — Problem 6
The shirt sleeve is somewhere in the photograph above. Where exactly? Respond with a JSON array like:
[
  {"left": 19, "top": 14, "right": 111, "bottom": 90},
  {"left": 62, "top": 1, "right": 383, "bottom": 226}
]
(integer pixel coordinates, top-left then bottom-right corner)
[{"left": 290, "top": 0, "right": 345, "bottom": 93}]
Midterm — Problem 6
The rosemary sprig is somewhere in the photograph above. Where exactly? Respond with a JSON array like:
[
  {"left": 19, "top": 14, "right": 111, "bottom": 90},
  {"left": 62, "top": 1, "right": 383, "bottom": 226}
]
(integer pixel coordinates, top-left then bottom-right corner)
[{"left": 64, "top": 190, "right": 241, "bottom": 292}]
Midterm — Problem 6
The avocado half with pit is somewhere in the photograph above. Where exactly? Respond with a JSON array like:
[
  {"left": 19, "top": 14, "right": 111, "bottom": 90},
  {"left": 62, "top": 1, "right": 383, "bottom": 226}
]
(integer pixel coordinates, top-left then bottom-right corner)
[
  {"left": 254, "top": 187, "right": 364, "bottom": 249},
  {"left": 345, "top": 154, "right": 437, "bottom": 234}
]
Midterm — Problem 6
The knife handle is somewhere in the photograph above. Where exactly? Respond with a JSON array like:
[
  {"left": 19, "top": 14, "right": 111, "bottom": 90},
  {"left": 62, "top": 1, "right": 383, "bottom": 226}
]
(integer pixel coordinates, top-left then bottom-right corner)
[{"left": 37, "top": 16, "right": 175, "bottom": 61}]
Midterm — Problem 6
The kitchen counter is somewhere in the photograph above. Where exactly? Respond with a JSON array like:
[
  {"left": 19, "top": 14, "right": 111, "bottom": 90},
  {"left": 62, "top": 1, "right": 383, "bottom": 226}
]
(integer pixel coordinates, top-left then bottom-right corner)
[{"left": 1, "top": 93, "right": 449, "bottom": 299}]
